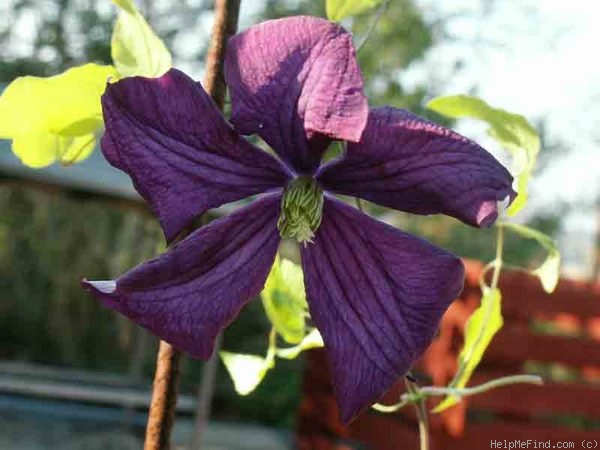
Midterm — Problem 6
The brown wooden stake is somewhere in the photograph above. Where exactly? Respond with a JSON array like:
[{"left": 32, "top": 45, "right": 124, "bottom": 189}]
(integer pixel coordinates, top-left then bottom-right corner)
[
  {"left": 142, "top": 1, "right": 241, "bottom": 449},
  {"left": 203, "top": 0, "right": 241, "bottom": 109},
  {"left": 144, "top": 341, "right": 182, "bottom": 450}
]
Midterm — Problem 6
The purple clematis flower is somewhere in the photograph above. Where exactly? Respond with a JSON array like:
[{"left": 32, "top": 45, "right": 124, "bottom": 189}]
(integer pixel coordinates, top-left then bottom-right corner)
[{"left": 82, "top": 16, "right": 515, "bottom": 422}]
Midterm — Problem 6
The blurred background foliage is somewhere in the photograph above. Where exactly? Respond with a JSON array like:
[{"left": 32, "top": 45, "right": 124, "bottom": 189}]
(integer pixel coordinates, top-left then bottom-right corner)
[{"left": 0, "top": 0, "right": 561, "bottom": 428}]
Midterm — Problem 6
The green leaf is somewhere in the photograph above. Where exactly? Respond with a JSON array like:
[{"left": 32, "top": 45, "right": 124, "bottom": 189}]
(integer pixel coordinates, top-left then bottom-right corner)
[
  {"left": 427, "top": 95, "right": 540, "bottom": 216},
  {"left": 0, "top": 63, "right": 116, "bottom": 167},
  {"left": 219, "top": 351, "right": 275, "bottom": 396},
  {"left": 500, "top": 222, "right": 561, "bottom": 293},
  {"left": 276, "top": 328, "right": 324, "bottom": 360},
  {"left": 111, "top": 0, "right": 172, "bottom": 78},
  {"left": 435, "top": 288, "right": 503, "bottom": 412},
  {"left": 326, "top": 0, "right": 383, "bottom": 21},
  {"left": 261, "top": 256, "right": 307, "bottom": 344}
]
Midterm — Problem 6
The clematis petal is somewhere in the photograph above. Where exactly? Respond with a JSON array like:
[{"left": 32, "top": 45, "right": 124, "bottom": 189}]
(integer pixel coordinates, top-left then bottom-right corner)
[
  {"left": 101, "top": 68, "right": 290, "bottom": 242},
  {"left": 81, "top": 194, "right": 281, "bottom": 359},
  {"left": 301, "top": 196, "right": 464, "bottom": 422},
  {"left": 317, "top": 107, "right": 515, "bottom": 228},
  {"left": 225, "top": 16, "right": 368, "bottom": 174}
]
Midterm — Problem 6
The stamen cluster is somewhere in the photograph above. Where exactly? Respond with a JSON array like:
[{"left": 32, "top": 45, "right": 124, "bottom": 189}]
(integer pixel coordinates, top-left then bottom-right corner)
[{"left": 277, "top": 176, "right": 324, "bottom": 244}]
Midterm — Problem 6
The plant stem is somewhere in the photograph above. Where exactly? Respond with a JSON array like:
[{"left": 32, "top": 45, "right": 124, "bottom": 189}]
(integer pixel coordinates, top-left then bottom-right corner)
[
  {"left": 373, "top": 374, "right": 542, "bottom": 414},
  {"left": 490, "top": 225, "right": 504, "bottom": 289},
  {"left": 416, "top": 399, "right": 429, "bottom": 450},
  {"left": 419, "top": 374, "right": 542, "bottom": 398},
  {"left": 371, "top": 398, "right": 410, "bottom": 413},
  {"left": 143, "top": 1, "right": 241, "bottom": 449},
  {"left": 405, "top": 379, "right": 429, "bottom": 450},
  {"left": 356, "top": 0, "right": 391, "bottom": 53}
]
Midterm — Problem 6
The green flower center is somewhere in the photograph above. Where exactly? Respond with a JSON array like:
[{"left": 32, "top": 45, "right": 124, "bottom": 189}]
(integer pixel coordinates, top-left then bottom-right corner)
[{"left": 277, "top": 176, "right": 324, "bottom": 245}]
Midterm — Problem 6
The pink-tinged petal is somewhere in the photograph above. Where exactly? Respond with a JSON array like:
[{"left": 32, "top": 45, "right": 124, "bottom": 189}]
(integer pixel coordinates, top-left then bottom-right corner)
[
  {"left": 225, "top": 16, "right": 368, "bottom": 174},
  {"left": 317, "top": 107, "right": 515, "bottom": 227},
  {"left": 81, "top": 194, "right": 281, "bottom": 359},
  {"left": 101, "top": 68, "right": 290, "bottom": 242},
  {"left": 301, "top": 196, "right": 464, "bottom": 423}
]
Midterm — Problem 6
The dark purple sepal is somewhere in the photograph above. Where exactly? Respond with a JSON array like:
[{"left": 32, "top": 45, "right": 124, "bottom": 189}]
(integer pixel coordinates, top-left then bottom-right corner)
[
  {"left": 101, "top": 68, "right": 290, "bottom": 243},
  {"left": 301, "top": 196, "right": 464, "bottom": 423},
  {"left": 82, "top": 194, "right": 281, "bottom": 360},
  {"left": 317, "top": 107, "right": 516, "bottom": 228}
]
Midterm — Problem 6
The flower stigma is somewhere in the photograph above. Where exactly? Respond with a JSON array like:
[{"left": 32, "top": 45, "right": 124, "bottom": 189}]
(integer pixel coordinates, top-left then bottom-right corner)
[{"left": 277, "top": 176, "right": 324, "bottom": 245}]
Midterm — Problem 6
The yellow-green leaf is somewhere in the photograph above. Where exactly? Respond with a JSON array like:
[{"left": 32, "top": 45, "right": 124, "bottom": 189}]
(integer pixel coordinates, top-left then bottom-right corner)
[
  {"left": 219, "top": 351, "right": 274, "bottom": 396},
  {"left": 11, "top": 132, "right": 97, "bottom": 168},
  {"left": 500, "top": 221, "right": 561, "bottom": 293},
  {"left": 533, "top": 255, "right": 560, "bottom": 294},
  {"left": 0, "top": 64, "right": 115, "bottom": 138},
  {"left": 326, "top": 0, "right": 383, "bottom": 21},
  {"left": 111, "top": 0, "right": 172, "bottom": 78},
  {"left": 276, "top": 328, "right": 324, "bottom": 360},
  {"left": 427, "top": 95, "right": 540, "bottom": 216},
  {"left": 220, "top": 328, "right": 278, "bottom": 396},
  {"left": 10, "top": 132, "right": 64, "bottom": 168},
  {"left": 0, "top": 63, "right": 115, "bottom": 167},
  {"left": 435, "top": 288, "right": 503, "bottom": 412},
  {"left": 261, "top": 256, "right": 307, "bottom": 344}
]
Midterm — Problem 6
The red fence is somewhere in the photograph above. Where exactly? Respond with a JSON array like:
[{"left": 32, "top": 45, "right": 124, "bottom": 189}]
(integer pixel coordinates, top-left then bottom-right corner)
[{"left": 297, "top": 261, "right": 600, "bottom": 449}]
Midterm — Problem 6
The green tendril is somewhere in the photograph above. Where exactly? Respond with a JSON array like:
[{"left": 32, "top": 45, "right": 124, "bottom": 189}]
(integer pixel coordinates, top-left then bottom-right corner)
[{"left": 277, "top": 176, "right": 324, "bottom": 245}]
